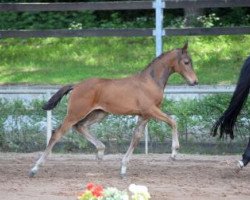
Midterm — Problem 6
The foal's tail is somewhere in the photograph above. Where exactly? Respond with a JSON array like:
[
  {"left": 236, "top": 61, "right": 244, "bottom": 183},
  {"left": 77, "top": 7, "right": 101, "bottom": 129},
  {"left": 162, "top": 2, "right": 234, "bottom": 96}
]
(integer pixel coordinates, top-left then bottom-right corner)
[
  {"left": 212, "top": 56, "right": 250, "bottom": 139},
  {"left": 43, "top": 85, "right": 74, "bottom": 110}
]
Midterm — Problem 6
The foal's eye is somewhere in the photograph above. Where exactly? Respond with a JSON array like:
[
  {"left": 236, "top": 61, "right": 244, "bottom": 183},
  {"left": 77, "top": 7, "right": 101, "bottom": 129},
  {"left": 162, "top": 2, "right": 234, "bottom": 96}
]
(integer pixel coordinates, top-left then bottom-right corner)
[{"left": 184, "top": 61, "right": 189, "bottom": 65}]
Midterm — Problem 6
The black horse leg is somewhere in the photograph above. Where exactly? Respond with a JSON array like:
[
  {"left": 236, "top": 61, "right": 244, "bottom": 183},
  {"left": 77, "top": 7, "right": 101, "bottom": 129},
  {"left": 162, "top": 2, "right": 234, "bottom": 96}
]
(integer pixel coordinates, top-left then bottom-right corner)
[{"left": 240, "top": 137, "right": 250, "bottom": 167}]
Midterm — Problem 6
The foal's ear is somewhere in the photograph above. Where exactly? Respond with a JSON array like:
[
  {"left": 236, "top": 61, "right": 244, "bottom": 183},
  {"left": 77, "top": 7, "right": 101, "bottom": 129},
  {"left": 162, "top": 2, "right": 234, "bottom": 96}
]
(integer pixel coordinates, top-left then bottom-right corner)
[{"left": 182, "top": 42, "right": 188, "bottom": 54}]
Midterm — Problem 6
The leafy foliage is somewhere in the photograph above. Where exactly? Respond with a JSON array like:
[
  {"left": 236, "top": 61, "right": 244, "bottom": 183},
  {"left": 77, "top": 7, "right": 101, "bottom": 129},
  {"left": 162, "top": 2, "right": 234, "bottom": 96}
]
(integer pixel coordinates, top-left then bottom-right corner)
[
  {"left": 1, "top": 94, "right": 250, "bottom": 153},
  {"left": 1, "top": 1, "right": 250, "bottom": 30},
  {"left": 162, "top": 94, "right": 250, "bottom": 143}
]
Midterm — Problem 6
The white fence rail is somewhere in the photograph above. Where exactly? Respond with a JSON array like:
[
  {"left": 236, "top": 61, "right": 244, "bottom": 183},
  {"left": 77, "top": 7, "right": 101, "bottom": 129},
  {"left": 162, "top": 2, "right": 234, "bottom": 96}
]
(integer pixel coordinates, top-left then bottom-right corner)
[{"left": 0, "top": 85, "right": 236, "bottom": 151}]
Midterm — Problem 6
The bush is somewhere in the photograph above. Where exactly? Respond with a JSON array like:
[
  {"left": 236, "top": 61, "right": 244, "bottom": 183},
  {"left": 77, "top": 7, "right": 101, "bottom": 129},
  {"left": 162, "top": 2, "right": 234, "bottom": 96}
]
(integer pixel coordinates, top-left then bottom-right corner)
[
  {"left": 0, "top": 99, "right": 46, "bottom": 151},
  {"left": 0, "top": 93, "right": 249, "bottom": 153},
  {"left": 1, "top": 1, "right": 249, "bottom": 30},
  {"left": 162, "top": 94, "right": 250, "bottom": 142}
]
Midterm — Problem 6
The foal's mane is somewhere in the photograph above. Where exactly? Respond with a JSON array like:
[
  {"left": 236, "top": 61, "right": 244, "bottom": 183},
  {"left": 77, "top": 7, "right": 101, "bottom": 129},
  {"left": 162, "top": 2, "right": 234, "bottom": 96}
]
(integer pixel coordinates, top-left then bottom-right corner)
[
  {"left": 146, "top": 51, "right": 170, "bottom": 68},
  {"left": 143, "top": 48, "right": 182, "bottom": 71}
]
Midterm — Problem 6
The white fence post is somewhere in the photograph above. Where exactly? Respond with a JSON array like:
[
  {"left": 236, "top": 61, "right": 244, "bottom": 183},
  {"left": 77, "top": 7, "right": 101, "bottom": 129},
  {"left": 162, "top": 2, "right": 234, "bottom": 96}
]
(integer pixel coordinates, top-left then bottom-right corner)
[
  {"left": 46, "top": 91, "right": 52, "bottom": 146},
  {"left": 145, "top": 123, "right": 149, "bottom": 155},
  {"left": 153, "top": 0, "right": 165, "bottom": 57},
  {"left": 143, "top": 0, "right": 165, "bottom": 155}
]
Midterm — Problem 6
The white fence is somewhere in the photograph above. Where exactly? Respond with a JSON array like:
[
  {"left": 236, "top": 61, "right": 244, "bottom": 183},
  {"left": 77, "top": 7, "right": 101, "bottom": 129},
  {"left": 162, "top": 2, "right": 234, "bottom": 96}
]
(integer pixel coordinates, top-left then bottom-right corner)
[{"left": 0, "top": 85, "right": 236, "bottom": 151}]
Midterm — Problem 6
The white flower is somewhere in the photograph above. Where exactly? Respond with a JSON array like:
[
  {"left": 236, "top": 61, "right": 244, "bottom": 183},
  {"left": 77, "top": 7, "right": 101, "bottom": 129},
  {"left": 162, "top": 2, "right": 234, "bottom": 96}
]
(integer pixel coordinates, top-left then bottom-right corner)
[
  {"left": 128, "top": 184, "right": 150, "bottom": 200},
  {"left": 129, "top": 184, "right": 148, "bottom": 194}
]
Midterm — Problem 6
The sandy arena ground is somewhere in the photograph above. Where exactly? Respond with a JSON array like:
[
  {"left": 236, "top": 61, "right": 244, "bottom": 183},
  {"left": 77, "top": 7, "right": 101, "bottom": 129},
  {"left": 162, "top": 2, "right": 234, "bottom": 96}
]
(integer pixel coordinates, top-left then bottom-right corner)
[{"left": 0, "top": 153, "right": 249, "bottom": 200}]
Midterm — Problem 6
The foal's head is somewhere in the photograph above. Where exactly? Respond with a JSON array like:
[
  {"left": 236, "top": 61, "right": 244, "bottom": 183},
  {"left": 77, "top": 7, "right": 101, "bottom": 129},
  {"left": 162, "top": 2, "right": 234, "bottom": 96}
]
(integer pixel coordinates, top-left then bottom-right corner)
[{"left": 171, "top": 42, "right": 198, "bottom": 86}]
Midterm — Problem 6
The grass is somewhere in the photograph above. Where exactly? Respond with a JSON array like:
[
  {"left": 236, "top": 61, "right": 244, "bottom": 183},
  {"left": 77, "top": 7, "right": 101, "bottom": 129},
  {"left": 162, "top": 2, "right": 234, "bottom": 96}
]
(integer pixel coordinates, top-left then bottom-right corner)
[{"left": 0, "top": 35, "right": 250, "bottom": 85}]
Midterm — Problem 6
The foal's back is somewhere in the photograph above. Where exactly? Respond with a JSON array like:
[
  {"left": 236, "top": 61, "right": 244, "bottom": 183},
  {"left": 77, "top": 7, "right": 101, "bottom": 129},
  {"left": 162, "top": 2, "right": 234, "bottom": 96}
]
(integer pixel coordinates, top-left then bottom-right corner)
[{"left": 68, "top": 75, "right": 163, "bottom": 116}]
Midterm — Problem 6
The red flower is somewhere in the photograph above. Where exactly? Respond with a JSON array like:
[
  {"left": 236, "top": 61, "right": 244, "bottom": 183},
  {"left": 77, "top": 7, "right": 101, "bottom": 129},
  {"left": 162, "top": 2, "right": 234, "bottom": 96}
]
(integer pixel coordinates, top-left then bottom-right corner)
[
  {"left": 91, "top": 185, "right": 103, "bottom": 197},
  {"left": 86, "top": 183, "right": 95, "bottom": 191},
  {"left": 85, "top": 183, "right": 104, "bottom": 198}
]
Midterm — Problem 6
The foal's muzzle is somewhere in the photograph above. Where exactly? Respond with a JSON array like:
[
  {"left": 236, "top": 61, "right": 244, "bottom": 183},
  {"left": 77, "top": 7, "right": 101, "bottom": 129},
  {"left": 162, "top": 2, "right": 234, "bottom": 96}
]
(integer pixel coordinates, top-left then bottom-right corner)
[{"left": 188, "top": 80, "right": 198, "bottom": 86}]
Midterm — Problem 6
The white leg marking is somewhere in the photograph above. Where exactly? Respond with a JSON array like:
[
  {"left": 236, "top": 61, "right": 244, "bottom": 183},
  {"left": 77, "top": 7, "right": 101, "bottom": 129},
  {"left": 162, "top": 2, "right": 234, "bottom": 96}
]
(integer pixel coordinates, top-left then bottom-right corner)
[
  {"left": 171, "top": 125, "right": 179, "bottom": 160},
  {"left": 120, "top": 118, "right": 147, "bottom": 177},
  {"left": 29, "top": 154, "right": 46, "bottom": 177}
]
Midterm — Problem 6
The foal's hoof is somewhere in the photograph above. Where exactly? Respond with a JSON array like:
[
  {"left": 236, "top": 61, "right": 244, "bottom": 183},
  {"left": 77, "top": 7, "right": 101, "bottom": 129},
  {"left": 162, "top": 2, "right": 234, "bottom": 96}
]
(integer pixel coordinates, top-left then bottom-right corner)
[
  {"left": 120, "top": 165, "right": 127, "bottom": 179},
  {"left": 120, "top": 173, "right": 127, "bottom": 179},
  {"left": 170, "top": 152, "right": 177, "bottom": 161},
  {"left": 28, "top": 166, "right": 38, "bottom": 178},
  {"left": 28, "top": 170, "right": 36, "bottom": 178},
  {"left": 170, "top": 156, "right": 176, "bottom": 161},
  {"left": 170, "top": 156, "right": 177, "bottom": 162},
  {"left": 96, "top": 150, "right": 105, "bottom": 160}
]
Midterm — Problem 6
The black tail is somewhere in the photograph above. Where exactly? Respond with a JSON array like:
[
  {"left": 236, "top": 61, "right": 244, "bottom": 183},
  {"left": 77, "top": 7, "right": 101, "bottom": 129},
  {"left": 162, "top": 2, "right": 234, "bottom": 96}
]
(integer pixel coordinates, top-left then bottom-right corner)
[
  {"left": 43, "top": 85, "right": 74, "bottom": 110},
  {"left": 212, "top": 56, "right": 250, "bottom": 139}
]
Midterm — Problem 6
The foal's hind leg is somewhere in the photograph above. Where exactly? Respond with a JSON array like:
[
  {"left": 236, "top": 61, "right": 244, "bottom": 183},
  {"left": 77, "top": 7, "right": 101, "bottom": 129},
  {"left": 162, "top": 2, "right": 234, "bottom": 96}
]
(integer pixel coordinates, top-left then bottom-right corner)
[
  {"left": 73, "top": 110, "right": 108, "bottom": 160},
  {"left": 29, "top": 116, "right": 76, "bottom": 177},
  {"left": 121, "top": 117, "right": 148, "bottom": 177}
]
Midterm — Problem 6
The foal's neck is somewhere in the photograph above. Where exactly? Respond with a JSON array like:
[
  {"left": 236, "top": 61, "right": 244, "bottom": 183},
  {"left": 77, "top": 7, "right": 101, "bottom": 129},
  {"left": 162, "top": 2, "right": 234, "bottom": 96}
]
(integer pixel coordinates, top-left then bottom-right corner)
[{"left": 142, "top": 52, "right": 174, "bottom": 90}]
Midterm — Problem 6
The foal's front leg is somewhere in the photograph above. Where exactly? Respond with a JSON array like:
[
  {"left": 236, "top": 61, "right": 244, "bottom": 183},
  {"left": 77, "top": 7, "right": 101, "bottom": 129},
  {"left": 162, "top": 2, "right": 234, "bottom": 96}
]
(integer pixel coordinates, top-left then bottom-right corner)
[
  {"left": 120, "top": 117, "right": 148, "bottom": 177},
  {"left": 149, "top": 106, "right": 179, "bottom": 159}
]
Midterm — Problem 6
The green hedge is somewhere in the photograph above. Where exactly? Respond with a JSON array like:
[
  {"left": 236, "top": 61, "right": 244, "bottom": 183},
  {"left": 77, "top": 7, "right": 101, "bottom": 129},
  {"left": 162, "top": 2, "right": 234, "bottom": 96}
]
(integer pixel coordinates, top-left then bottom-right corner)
[
  {"left": 0, "top": 94, "right": 249, "bottom": 153},
  {"left": 1, "top": 1, "right": 249, "bottom": 30}
]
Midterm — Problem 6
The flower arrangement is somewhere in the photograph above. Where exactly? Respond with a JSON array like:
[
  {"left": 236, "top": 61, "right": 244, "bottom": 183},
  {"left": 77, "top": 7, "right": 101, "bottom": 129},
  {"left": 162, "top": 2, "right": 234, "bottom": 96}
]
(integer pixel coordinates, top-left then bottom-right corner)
[
  {"left": 78, "top": 183, "right": 150, "bottom": 200},
  {"left": 78, "top": 183, "right": 104, "bottom": 200}
]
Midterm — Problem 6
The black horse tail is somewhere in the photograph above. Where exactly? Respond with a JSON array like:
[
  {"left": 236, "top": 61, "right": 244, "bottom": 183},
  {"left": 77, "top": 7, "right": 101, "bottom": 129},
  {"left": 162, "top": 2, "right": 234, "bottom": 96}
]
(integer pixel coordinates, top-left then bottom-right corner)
[
  {"left": 212, "top": 56, "right": 250, "bottom": 139},
  {"left": 42, "top": 85, "right": 74, "bottom": 110}
]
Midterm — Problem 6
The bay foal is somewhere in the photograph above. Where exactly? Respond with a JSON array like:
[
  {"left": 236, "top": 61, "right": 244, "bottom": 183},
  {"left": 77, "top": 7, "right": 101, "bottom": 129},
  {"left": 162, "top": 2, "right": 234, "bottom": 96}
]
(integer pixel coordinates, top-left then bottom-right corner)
[{"left": 29, "top": 43, "right": 198, "bottom": 177}]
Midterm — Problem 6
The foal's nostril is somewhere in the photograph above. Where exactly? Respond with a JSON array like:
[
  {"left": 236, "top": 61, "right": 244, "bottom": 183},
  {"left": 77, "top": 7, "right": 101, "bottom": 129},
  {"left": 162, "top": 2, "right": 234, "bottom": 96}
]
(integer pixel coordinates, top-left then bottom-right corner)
[{"left": 189, "top": 80, "right": 198, "bottom": 86}]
